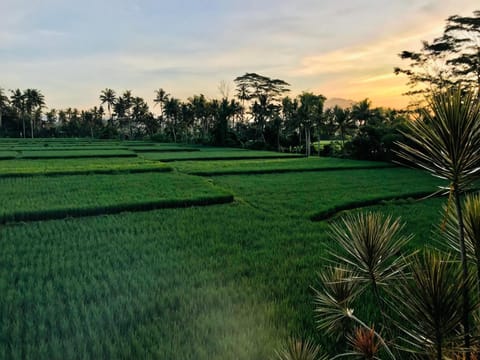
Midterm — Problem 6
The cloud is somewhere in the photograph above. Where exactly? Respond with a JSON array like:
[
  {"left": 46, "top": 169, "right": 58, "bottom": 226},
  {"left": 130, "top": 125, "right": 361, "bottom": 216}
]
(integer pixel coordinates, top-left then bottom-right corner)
[{"left": 2, "top": 0, "right": 479, "bottom": 110}]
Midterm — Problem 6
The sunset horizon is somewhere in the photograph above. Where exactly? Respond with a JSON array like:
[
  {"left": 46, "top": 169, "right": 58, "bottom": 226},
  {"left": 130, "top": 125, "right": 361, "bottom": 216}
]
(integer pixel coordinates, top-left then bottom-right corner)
[{"left": 2, "top": 0, "right": 478, "bottom": 111}]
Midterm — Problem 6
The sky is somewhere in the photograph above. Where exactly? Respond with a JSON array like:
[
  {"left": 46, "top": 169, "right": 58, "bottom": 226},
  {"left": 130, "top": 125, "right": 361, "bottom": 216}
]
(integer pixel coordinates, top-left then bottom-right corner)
[{"left": 1, "top": 0, "right": 478, "bottom": 111}]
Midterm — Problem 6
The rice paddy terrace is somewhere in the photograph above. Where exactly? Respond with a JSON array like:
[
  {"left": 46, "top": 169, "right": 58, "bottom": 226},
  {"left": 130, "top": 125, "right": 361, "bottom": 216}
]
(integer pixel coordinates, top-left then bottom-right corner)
[{"left": 0, "top": 138, "right": 447, "bottom": 359}]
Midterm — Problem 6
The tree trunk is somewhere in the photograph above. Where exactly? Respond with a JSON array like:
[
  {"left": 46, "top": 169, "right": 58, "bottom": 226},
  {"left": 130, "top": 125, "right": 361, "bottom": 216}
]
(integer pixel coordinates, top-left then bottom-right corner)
[
  {"left": 277, "top": 128, "right": 281, "bottom": 152},
  {"left": 317, "top": 127, "right": 321, "bottom": 157},
  {"left": 305, "top": 127, "right": 311, "bottom": 157},
  {"left": 298, "top": 128, "right": 302, "bottom": 154}
]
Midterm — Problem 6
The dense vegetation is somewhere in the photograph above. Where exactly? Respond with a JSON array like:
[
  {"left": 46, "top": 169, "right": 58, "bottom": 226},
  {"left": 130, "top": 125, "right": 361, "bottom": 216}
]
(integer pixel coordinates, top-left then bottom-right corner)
[{"left": 0, "top": 76, "right": 411, "bottom": 161}]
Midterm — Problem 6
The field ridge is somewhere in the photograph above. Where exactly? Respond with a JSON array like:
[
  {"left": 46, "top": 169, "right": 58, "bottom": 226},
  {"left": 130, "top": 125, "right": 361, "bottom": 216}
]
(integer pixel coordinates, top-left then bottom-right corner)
[
  {"left": 0, "top": 194, "right": 234, "bottom": 224},
  {"left": 187, "top": 164, "right": 397, "bottom": 176},
  {"left": 310, "top": 190, "right": 441, "bottom": 221}
]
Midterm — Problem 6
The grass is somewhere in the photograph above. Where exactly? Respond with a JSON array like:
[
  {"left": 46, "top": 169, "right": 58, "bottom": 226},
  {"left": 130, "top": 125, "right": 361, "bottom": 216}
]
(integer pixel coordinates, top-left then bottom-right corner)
[
  {"left": 0, "top": 172, "right": 232, "bottom": 223},
  {"left": 0, "top": 139, "right": 455, "bottom": 359},
  {"left": 0, "top": 151, "right": 17, "bottom": 160},
  {"left": 129, "top": 146, "right": 200, "bottom": 153},
  {"left": 172, "top": 157, "right": 394, "bottom": 175},
  {"left": 19, "top": 149, "right": 137, "bottom": 159},
  {"left": 346, "top": 196, "right": 447, "bottom": 249},
  {"left": 142, "top": 151, "right": 303, "bottom": 162},
  {"left": 212, "top": 167, "right": 445, "bottom": 219},
  {"left": 10, "top": 146, "right": 129, "bottom": 151},
  {"left": 0, "top": 158, "right": 171, "bottom": 177},
  {"left": 0, "top": 205, "right": 292, "bottom": 359},
  {"left": 0, "top": 195, "right": 448, "bottom": 359}
]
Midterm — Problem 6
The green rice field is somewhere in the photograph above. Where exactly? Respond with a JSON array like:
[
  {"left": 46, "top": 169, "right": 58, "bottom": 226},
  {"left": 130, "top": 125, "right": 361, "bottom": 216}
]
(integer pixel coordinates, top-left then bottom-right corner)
[
  {"left": 0, "top": 158, "right": 171, "bottom": 177},
  {"left": 142, "top": 149, "right": 303, "bottom": 161},
  {"left": 173, "top": 157, "right": 394, "bottom": 175},
  {"left": 0, "top": 138, "right": 453, "bottom": 359}
]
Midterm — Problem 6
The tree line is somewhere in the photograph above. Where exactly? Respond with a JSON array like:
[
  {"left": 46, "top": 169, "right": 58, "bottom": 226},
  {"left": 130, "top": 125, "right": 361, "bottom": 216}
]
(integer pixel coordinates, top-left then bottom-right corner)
[{"left": 0, "top": 76, "right": 410, "bottom": 161}]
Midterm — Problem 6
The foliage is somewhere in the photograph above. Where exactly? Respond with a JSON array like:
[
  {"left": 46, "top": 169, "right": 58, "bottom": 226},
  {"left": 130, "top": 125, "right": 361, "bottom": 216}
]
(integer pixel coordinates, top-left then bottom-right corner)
[
  {"left": 345, "top": 107, "right": 408, "bottom": 161},
  {"left": 298, "top": 87, "right": 480, "bottom": 360},
  {"left": 396, "top": 88, "right": 480, "bottom": 193},
  {"left": 1, "top": 75, "right": 411, "bottom": 163},
  {"left": 275, "top": 338, "right": 328, "bottom": 360},
  {"left": 395, "top": 10, "right": 480, "bottom": 98},
  {"left": 328, "top": 212, "right": 411, "bottom": 292},
  {"left": 392, "top": 251, "right": 474, "bottom": 358}
]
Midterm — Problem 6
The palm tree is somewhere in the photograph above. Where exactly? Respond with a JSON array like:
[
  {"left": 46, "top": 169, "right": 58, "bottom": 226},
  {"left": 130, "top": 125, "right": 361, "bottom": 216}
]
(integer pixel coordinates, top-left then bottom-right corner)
[
  {"left": 236, "top": 83, "right": 250, "bottom": 123},
  {"left": 153, "top": 88, "right": 169, "bottom": 124},
  {"left": 251, "top": 93, "right": 272, "bottom": 141},
  {"left": 397, "top": 87, "right": 480, "bottom": 358},
  {"left": 164, "top": 97, "right": 181, "bottom": 142},
  {"left": 298, "top": 92, "right": 325, "bottom": 157},
  {"left": 330, "top": 106, "right": 356, "bottom": 149},
  {"left": 352, "top": 99, "right": 372, "bottom": 126},
  {"left": 99, "top": 88, "right": 116, "bottom": 121},
  {"left": 10, "top": 89, "right": 26, "bottom": 137},
  {"left": 131, "top": 96, "right": 149, "bottom": 137},
  {"left": 0, "top": 87, "right": 9, "bottom": 129},
  {"left": 113, "top": 90, "right": 134, "bottom": 138},
  {"left": 24, "top": 89, "right": 45, "bottom": 138},
  {"left": 189, "top": 94, "right": 208, "bottom": 139}
]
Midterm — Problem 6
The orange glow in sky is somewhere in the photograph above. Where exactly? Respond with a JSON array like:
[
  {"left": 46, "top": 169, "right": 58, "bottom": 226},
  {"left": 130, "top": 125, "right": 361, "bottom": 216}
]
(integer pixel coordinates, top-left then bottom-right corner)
[{"left": 1, "top": 0, "right": 478, "bottom": 110}]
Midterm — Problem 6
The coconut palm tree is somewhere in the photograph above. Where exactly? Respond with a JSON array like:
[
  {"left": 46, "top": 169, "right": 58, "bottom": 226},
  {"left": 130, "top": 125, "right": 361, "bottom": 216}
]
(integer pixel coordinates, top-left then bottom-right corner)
[
  {"left": 352, "top": 99, "right": 373, "bottom": 126},
  {"left": 24, "top": 89, "right": 45, "bottom": 138},
  {"left": 10, "top": 89, "right": 26, "bottom": 137},
  {"left": 297, "top": 92, "right": 325, "bottom": 157},
  {"left": 0, "top": 87, "right": 9, "bottom": 129},
  {"left": 330, "top": 106, "right": 356, "bottom": 149},
  {"left": 99, "top": 88, "right": 116, "bottom": 121},
  {"left": 396, "top": 87, "right": 480, "bottom": 358},
  {"left": 153, "top": 88, "right": 169, "bottom": 128},
  {"left": 189, "top": 94, "right": 208, "bottom": 139},
  {"left": 164, "top": 97, "right": 181, "bottom": 143}
]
